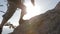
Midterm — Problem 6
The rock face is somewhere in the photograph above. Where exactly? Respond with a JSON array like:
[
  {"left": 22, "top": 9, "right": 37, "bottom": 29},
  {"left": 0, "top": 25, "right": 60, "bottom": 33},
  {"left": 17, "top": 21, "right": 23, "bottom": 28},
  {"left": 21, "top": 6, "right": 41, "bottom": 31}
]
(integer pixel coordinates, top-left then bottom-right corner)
[
  {"left": 55, "top": 2, "right": 60, "bottom": 10},
  {"left": 11, "top": 2, "right": 60, "bottom": 34}
]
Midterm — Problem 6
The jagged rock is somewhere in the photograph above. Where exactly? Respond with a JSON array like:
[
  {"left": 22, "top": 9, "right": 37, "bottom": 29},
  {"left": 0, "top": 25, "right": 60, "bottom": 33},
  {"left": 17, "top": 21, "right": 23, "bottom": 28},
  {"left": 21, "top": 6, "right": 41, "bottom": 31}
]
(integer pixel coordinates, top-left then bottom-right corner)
[
  {"left": 55, "top": 2, "right": 60, "bottom": 10},
  {"left": 11, "top": 2, "right": 60, "bottom": 34}
]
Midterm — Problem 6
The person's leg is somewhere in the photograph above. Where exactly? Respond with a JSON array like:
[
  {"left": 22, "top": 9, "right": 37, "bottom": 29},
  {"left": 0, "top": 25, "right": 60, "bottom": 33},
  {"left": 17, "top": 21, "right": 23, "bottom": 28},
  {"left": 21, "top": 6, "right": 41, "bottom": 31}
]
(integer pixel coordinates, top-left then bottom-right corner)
[
  {"left": 0, "top": 2, "right": 17, "bottom": 34},
  {"left": 18, "top": 3, "right": 26, "bottom": 24},
  {"left": 1, "top": 4, "right": 17, "bottom": 26},
  {"left": 31, "top": 0, "right": 35, "bottom": 6}
]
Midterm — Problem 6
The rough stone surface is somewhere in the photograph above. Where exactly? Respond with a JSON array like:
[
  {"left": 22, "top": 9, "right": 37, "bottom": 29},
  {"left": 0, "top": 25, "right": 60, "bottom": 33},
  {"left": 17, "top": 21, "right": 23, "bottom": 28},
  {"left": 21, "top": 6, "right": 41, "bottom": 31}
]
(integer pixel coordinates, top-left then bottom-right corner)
[{"left": 11, "top": 2, "right": 60, "bottom": 34}]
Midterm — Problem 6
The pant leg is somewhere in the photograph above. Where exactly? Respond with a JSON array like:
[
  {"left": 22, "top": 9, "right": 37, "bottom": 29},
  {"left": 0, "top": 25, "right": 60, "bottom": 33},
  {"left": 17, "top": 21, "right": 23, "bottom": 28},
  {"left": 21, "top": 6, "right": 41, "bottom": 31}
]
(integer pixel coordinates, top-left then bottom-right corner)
[
  {"left": 1, "top": 2, "right": 17, "bottom": 27},
  {"left": 18, "top": 3, "right": 26, "bottom": 24},
  {"left": 31, "top": 0, "right": 35, "bottom": 6}
]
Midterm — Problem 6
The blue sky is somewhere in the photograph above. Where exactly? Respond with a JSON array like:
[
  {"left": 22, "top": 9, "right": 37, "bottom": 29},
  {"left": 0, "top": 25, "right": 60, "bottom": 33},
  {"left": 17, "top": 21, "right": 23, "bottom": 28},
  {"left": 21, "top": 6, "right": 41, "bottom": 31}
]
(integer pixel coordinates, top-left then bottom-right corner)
[{"left": 0, "top": 0, "right": 60, "bottom": 26}]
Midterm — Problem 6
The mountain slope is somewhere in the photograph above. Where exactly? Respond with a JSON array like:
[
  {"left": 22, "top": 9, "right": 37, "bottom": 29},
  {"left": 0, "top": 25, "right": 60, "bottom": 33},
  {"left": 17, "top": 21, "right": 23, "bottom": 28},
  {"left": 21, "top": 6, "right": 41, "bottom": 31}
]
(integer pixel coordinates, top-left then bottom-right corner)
[{"left": 11, "top": 2, "right": 60, "bottom": 34}]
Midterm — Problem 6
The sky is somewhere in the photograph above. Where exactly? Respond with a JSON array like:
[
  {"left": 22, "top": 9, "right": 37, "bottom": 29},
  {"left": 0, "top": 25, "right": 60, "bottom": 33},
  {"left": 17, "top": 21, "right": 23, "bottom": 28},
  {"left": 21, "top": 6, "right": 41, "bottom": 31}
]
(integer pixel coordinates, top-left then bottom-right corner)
[{"left": 0, "top": 0, "right": 60, "bottom": 26}]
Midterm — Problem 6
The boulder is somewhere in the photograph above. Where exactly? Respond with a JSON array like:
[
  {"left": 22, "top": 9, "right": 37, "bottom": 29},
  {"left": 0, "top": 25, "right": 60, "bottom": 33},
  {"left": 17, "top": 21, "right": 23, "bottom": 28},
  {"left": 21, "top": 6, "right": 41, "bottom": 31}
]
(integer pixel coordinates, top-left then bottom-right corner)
[{"left": 11, "top": 2, "right": 60, "bottom": 34}]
